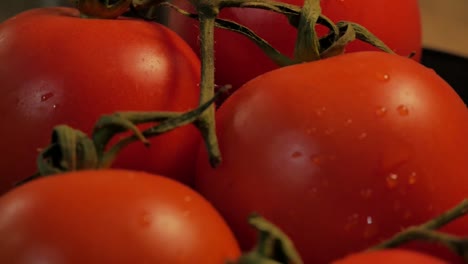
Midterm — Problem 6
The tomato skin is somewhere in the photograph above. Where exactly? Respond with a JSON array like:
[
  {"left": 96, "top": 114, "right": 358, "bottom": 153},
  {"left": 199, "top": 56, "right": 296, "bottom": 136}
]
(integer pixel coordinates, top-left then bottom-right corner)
[
  {"left": 195, "top": 52, "right": 468, "bottom": 263},
  {"left": 0, "top": 169, "right": 241, "bottom": 263},
  {"left": 167, "top": 0, "right": 422, "bottom": 89},
  {"left": 0, "top": 7, "right": 201, "bottom": 194},
  {"left": 332, "top": 249, "right": 449, "bottom": 264}
]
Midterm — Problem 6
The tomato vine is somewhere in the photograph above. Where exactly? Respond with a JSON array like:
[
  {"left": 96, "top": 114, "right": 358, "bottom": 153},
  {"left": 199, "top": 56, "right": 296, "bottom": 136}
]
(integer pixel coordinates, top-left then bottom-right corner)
[{"left": 12, "top": 0, "right": 467, "bottom": 262}]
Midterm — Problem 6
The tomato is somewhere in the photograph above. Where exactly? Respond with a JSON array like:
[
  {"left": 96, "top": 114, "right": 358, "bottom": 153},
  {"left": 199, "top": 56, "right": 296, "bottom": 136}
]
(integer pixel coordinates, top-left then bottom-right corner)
[
  {"left": 166, "top": 0, "right": 422, "bottom": 90},
  {"left": 0, "top": 169, "right": 241, "bottom": 263},
  {"left": 195, "top": 51, "right": 468, "bottom": 263},
  {"left": 0, "top": 7, "right": 202, "bottom": 194},
  {"left": 332, "top": 249, "right": 449, "bottom": 264}
]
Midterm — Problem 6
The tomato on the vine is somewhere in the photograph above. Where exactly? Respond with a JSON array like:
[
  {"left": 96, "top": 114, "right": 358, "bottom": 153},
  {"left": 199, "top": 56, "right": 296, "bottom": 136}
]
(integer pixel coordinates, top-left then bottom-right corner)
[
  {"left": 167, "top": 0, "right": 422, "bottom": 90},
  {"left": 0, "top": 169, "right": 241, "bottom": 263},
  {"left": 195, "top": 51, "right": 468, "bottom": 263},
  {"left": 0, "top": 7, "right": 202, "bottom": 194},
  {"left": 332, "top": 249, "right": 449, "bottom": 264}
]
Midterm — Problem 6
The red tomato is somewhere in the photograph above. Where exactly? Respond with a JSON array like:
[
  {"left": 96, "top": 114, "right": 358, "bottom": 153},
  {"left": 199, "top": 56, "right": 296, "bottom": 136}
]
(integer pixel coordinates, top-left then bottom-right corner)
[
  {"left": 0, "top": 7, "right": 202, "bottom": 194},
  {"left": 166, "top": 0, "right": 422, "bottom": 90},
  {"left": 332, "top": 249, "right": 449, "bottom": 264},
  {"left": 0, "top": 169, "right": 241, "bottom": 263},
  {"left": 195, "top": 52, "right": 468, "bottom": 263}
]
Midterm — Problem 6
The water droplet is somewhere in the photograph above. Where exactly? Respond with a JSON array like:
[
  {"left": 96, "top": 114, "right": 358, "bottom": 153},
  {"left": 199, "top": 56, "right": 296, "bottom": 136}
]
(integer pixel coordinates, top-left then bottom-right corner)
[
  {"left": 386, "top": 173, "right": 399, "bottom": 189},
  {"left": 360, "top": 188, "right": 373, "bottom": 199},
  {"left": 408, "top": 172, "right": 417, "bottom": 185},
  {"left": 344, "top": 118, "right": 353, "bottom": 126},
  {"left": 184, "top": 196, "right": 192, "bottom": 202},
  {"left": 315, "top": 107, "right": 326, "bottom": 117},
  {"left": 375, "top": 106, "right": 387, "bottom": 117},
  {"left": 366, "top": 216, "right": 373, "bottom": 225},
  {"left": 291, "top": 151, "right": 303, "bottom": 158},
  {"left": 358, "top": 132, "right": 368, "bottom": 140},
  {"left": 396, "top": 105, "right": 409, "bottom": 116},
  {"left": 40, "top": 92, "right": 54, "bottom": 102},
  {"left": 52, "top": 104, "right": 58, "bottom": 109},
  {"left": 376, "top": 72, "right": 390, "bottom": 81}
]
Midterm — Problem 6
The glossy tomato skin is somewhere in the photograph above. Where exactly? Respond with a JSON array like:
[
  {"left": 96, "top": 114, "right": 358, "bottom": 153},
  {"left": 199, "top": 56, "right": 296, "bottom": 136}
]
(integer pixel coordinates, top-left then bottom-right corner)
[
  {"left": 0, "top": 169, "right": 241, "bottom": 263},
  {"left": 332, "top": 249, "right": 449, "bottom": 264},
  {"left": 167, "top": 0, "right": 422, "bottom": 89},
  {"left": 0, "top": 7, "right": 202, "bottom": 194},
  {"left": 195, "top": 52, "right": 468, "bottom": 263}
]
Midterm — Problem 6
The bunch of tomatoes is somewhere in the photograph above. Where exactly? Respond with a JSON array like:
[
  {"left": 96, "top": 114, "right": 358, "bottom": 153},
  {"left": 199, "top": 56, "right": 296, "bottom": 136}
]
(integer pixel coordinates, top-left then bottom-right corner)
[{"left": 0, "top": 0, "right": 467, "bottom": 263}]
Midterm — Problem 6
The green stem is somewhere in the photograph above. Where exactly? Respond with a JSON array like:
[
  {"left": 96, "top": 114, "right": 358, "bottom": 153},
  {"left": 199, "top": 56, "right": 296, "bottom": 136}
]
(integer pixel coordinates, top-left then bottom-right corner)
[
  {"left": 192, "top": 2, "right": 222, "bottom": 167},
  {"left": 293, "top": 0, "right": 321, "bottom": 62},
  {"left": 163, "top": 2, "right": 293, "bottom": 66},
  {"left": 230, "top": 214, "right": 303, "bottom": 264},
  {"left": 372, "top": 199, "right": 468, "bottom": 250},
  {"left": 98, "top": 86, "right": 228, "bottom": 167}
]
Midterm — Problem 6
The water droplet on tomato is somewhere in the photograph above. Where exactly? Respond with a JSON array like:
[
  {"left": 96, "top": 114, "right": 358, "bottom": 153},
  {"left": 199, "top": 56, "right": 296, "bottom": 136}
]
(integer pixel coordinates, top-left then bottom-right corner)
[
  {"left": 344, "top": 118, "right": 353, "bottom": 126},
  {"left": 40, "top": 92, "right": 54, "bottom": 102},
  {"left": 291, "top": 151, "right": 303, "bottom": 158},
  {"left": 396, "top": 105, "right": 409, "bottom": 116},
  {"left": 358, "top": 132, "right": 368, "bottom": 140},
  {"left": 360, "top": 188, "right": 373, "bottom": 199},
  {"left": 52, "top": 104, "right": 58, "bottom": 109},
  {"left": 184, "top": 196, "right": 192, "bottom": 202},
  {"left": 366, "top": 216, "right": 373, "bottom": 225},
  {"left": 376, "top": 72, "right": 390, "bottom": 81},
  {"left": 375, "top": 106, "right": 387, "bottom": 117},
  {"left": 408, "top": 172, "right": 417, "bottom": 184},
  {"left": 386, "top": 173, "right": 399, "bottom": 189}
]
